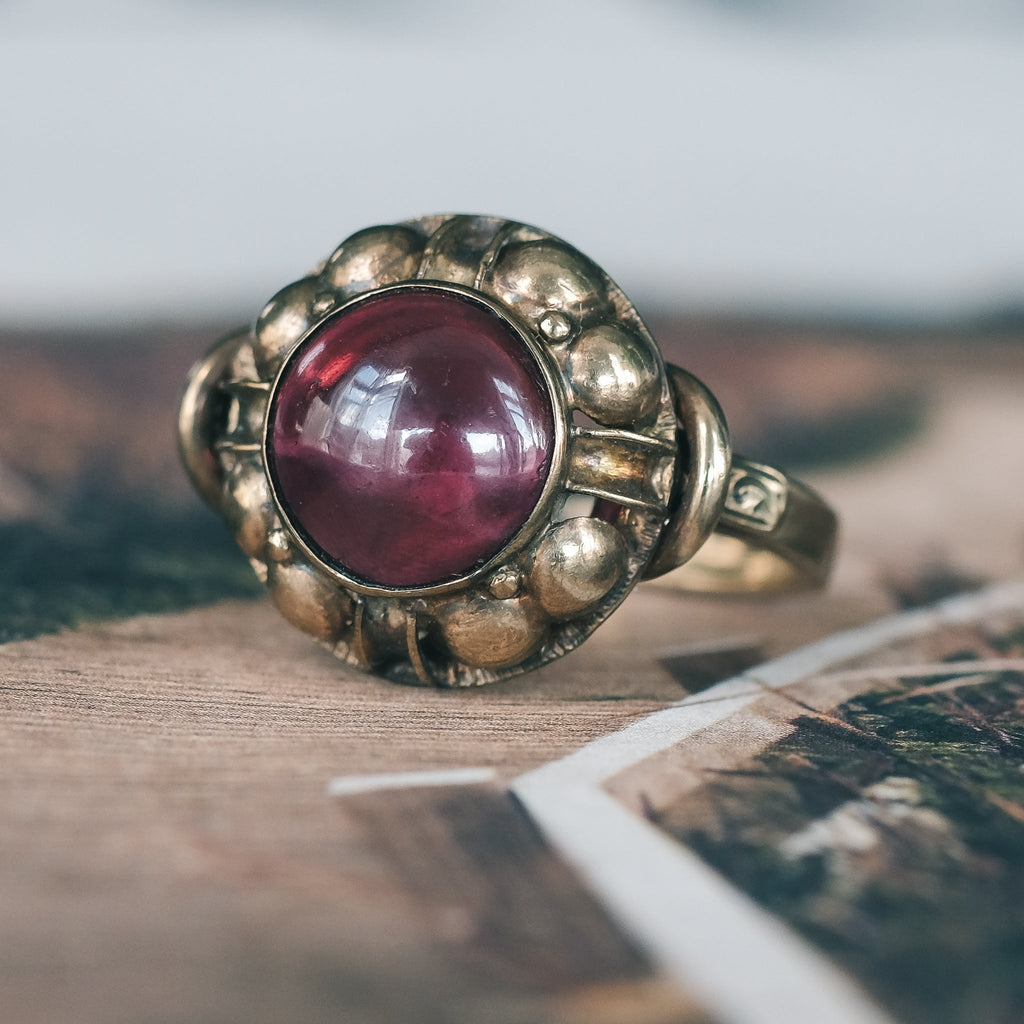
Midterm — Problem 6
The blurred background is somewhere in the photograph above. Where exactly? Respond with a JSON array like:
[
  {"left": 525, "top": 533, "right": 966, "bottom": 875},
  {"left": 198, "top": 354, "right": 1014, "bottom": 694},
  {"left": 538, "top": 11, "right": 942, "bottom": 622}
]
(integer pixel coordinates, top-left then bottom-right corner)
[{"left": 2, "top": 0, "right": 1023, "bottom": 328}]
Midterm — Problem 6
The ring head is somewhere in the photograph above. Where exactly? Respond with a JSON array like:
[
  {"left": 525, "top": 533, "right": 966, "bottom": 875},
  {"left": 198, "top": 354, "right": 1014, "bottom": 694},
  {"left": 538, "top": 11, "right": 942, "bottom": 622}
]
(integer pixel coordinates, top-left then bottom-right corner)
[{"left": 180, "top": 215, "right": 680, "bottom": 685}]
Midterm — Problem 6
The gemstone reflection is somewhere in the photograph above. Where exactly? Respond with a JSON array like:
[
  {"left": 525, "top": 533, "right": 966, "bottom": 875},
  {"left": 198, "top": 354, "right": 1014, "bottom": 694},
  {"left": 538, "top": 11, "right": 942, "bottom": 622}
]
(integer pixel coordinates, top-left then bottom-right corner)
[{"left": 267, "top": 288, "right": 555, "bottom": 588}]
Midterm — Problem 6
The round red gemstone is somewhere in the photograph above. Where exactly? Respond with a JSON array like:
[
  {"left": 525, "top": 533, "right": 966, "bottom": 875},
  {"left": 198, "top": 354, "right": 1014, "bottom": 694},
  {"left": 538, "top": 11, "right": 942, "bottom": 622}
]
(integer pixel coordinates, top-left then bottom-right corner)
[{"left": 267, "top": 288, "right": 555, "bottom": 588}]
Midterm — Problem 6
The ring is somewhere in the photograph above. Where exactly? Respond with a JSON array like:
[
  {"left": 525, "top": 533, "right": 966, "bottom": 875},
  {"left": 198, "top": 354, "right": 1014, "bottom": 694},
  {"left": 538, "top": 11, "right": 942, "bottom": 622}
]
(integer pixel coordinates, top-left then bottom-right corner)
[{"left": 178, "top": 215, "right": 837, "bottom": 686}]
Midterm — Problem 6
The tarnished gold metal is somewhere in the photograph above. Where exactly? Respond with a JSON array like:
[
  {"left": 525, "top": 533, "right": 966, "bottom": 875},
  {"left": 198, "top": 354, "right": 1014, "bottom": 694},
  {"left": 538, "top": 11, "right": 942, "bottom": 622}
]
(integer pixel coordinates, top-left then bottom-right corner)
[
  {"left": 651, "top": 457, "right": 838, "bottom": 594},
  {"left": 178, "top": 215, "right": 837, "bottom": 686}
]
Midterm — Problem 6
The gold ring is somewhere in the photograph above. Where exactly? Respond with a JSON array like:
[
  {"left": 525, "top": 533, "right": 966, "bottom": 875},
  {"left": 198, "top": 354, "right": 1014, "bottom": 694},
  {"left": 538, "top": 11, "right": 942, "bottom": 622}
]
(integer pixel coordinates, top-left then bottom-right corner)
[{"left": 178, "top": 215, "right": 837, "bottom": 686}]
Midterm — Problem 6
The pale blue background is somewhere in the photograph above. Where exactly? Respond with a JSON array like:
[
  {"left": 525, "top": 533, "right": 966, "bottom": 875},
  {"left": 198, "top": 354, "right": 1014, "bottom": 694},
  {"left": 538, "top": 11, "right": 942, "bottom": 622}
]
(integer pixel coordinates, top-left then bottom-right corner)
[{"left": 1, "top": 0, "right": 1022, "bottom": 325}]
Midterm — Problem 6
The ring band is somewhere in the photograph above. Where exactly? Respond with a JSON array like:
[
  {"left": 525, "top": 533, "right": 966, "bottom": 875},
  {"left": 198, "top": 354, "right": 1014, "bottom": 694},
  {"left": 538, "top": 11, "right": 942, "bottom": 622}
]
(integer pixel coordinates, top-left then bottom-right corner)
[
  {"left": 655, "top": 454, "right": 837, "bottom": 594},
  {"left": 178, "top": 215, "right": 836, "bottom": 686}
]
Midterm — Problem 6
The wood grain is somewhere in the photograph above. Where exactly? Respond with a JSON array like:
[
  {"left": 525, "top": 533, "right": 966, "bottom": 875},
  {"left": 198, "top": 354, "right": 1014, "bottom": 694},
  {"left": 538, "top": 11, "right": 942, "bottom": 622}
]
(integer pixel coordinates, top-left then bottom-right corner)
[{"left": 1, "top": 323, "right": 1022, "bottom": 1023}]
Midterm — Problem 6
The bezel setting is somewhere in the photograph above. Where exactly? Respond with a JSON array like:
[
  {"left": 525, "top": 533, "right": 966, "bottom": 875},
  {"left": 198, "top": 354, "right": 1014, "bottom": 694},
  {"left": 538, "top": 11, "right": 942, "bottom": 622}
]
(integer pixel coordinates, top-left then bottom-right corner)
[{"left": 262, "top": 281, "right": 569, "bottom": 600}]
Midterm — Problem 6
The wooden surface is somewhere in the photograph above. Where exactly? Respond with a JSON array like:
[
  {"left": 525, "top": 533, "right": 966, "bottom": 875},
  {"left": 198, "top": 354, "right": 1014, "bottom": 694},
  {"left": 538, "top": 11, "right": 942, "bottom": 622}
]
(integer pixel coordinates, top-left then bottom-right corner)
[{"left": 1, "top": 321, "right": 1022, "bottom": 1023}]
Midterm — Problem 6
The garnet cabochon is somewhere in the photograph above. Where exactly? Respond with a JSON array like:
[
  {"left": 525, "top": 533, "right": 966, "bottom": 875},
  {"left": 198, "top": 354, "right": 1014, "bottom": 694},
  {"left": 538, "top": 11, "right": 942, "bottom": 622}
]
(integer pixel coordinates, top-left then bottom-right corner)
[{"left": 267, "top": 288, "right": 556, "bottom": 589}]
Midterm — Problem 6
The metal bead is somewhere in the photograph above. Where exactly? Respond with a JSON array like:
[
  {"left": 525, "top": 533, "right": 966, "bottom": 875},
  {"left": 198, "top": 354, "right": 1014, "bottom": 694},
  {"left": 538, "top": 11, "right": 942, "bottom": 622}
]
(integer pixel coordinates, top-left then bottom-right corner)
[
  {"left": 322, "top": 225, "right": 425, "bottom": 295},
  {"left": 222, "top": 463, "right": 275, "bottom": 560},
  {"left": 487, "top": 567, "right": 522, "bottom": 599},
  {"left": 529, "top": 518, "right": 628, "bottom": 619},
  {"left": 439, "top": 595, "right": 546, "bottom": 670},
  {"left": 266, "top": 528, "right": 293, "bottom": 564},
  {"left": 311, "top": 290, "right": 337, "bottom": 317},
  {"left": 267, "top": 561, "right": 352, "bottom": 642},
  {"left": 539, "top": 310, "right": 574, "bottom": 343},
  {"left": 235, "top": 510, "right": 272, "bottom": 563},
  {"left": 253, "top": 276, "right": 320, "bottom": 378},
  {"left": 567, "top": 323, "right": 661, "bottom": 427},
  {"left": 488, "top": 240, "right": 609, "bottom": 323}
]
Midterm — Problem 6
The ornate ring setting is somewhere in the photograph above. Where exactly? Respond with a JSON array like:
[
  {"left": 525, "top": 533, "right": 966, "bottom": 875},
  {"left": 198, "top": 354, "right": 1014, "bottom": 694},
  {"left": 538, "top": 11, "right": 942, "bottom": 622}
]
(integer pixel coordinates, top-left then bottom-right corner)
[{"left": 179, "top": 215, "right": 837, "bottom": 686}]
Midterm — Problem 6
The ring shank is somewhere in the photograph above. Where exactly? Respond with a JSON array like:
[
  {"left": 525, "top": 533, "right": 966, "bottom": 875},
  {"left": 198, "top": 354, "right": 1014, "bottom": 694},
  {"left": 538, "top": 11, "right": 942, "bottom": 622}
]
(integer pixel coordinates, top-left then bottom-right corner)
[{"left": 649, "top": 455, "right": 838, "bottom": 595}]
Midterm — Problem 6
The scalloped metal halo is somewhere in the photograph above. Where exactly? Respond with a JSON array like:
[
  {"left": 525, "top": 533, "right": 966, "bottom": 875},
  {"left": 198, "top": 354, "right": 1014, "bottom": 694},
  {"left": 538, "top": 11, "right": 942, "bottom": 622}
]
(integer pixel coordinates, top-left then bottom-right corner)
[{"left": 178, "top": 214, "right": 837, "bottom": 686}]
